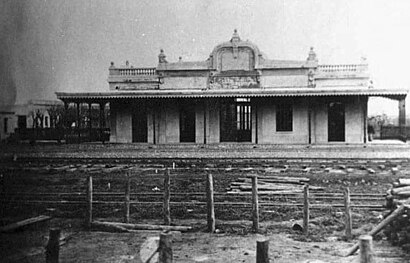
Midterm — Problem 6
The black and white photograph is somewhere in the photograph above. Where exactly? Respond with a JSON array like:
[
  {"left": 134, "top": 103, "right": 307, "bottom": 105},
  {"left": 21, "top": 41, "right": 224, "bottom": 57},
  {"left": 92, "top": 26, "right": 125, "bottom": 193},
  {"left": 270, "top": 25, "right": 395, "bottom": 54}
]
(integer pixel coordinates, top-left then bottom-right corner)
[{"left": 1, "top": 0, "right": 410, "bottom": 262}]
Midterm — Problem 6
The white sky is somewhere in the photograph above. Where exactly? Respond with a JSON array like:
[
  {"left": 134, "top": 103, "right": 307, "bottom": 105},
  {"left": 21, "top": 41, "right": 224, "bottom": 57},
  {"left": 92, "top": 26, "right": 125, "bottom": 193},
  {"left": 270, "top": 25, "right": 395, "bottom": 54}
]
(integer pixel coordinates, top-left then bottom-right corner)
[{"left": 1, "top": 0, "right": 410, "bottom": 115}]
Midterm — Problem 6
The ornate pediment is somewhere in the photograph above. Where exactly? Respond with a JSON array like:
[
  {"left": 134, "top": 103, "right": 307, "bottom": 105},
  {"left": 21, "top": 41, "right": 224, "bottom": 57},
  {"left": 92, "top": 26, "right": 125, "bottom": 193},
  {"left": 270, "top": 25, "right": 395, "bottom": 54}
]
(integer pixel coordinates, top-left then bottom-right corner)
[{"left": 209, "top": 30, "right": 262, "bottom": 72}]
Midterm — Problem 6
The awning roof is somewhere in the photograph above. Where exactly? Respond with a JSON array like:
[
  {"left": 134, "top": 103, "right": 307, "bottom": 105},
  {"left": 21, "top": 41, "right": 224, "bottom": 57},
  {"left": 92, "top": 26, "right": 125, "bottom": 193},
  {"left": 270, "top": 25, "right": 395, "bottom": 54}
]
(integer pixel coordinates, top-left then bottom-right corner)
[{"left": 56, "top": 88, "right": 408, "bottom": 101}]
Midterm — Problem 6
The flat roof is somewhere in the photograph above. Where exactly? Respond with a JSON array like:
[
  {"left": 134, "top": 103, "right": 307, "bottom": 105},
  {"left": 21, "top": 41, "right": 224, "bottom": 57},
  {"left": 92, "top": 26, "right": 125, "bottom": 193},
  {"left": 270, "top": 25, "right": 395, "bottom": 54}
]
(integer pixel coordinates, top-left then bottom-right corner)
[{"left": 56, "top": 88, "right": 408, "bottom": 101}]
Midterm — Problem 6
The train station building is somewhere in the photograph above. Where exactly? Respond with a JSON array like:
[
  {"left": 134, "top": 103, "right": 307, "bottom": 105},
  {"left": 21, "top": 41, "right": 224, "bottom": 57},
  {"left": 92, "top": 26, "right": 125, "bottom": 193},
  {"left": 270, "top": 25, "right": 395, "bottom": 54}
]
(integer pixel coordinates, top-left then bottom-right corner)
[{"left": 56, "top": 30, "right": 407, "bottom": 144}]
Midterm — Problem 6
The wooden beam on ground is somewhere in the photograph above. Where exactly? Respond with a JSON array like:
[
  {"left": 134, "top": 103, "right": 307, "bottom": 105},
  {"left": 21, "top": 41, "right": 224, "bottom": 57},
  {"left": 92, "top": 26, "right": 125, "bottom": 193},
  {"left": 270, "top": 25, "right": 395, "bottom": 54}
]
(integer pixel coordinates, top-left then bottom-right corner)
[
  {"left": 345, "top": 205, "right": 406, "bottom": 256},
  {"left": 0, "top": 215, "right": 51, "bottom": 233},
  {"left": 91, "top": 221, "right": 192, "bottom": 232}
]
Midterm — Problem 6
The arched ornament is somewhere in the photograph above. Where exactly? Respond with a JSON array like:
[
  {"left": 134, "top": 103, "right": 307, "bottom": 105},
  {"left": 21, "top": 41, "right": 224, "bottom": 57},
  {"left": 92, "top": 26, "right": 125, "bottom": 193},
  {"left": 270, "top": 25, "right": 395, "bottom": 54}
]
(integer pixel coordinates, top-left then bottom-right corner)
[{"left": 208, "top": 30, "right": 263, "bottom": 72}]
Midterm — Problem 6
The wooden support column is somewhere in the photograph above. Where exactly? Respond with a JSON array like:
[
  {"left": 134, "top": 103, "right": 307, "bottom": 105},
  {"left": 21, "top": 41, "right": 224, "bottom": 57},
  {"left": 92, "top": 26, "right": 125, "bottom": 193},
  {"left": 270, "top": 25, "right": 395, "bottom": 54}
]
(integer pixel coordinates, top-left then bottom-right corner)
[
  {"left": 99, "top": 102, "right": 105, "bottom": 143},
  {"left": 63, "top": 102, "right": 69, "bottom": 142},
  {"left": 76, "top": 102, "right": 80, "bottom": 143},
  {"left": 399, "top": 97, "right": 406, "bottom": 142},
  {"left": 308, "top": 103, "right": 312, "bottom": 144},
  {"left": 88, "top": 102, "right": 92, "bottom": 142},
  {"left": 203, "top": 100, "right": 207, "bottom": 144},
  {"left": 363, "top": 96, "right": 368, "bottom": 143}
]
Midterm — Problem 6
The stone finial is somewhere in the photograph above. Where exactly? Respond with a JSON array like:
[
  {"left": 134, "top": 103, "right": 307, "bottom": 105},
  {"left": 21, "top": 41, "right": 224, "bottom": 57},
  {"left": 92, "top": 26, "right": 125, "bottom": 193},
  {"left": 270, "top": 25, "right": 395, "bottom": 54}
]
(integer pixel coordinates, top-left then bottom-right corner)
[
  {"left": 307, "top": 47, "right": 317, "bottom": 61},
  {"left": 125, "top": 60, "right": 129, "bottom": 67},
  {"left": 110, "top": 62, "right": 115, "bottom": 68},
  {"left": 231, "top": 29, "right": 241, "bottom": 43},
  {"left": 158, "top": 49, "right": 168, "bottom": 63},
  {"left": 178, "top": 56, "right": 182, "bottom": 62}
]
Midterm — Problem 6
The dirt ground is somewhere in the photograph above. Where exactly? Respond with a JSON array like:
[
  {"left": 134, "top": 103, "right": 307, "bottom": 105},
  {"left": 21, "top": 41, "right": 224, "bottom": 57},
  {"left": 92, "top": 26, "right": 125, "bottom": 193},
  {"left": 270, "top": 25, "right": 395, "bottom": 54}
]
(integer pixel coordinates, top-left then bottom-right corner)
[
  {"left": 1, "top": 217, "right": 409, "bottom": 263},
  {"left": 1, "top": 143, "right": 410, "bottom": 262}
]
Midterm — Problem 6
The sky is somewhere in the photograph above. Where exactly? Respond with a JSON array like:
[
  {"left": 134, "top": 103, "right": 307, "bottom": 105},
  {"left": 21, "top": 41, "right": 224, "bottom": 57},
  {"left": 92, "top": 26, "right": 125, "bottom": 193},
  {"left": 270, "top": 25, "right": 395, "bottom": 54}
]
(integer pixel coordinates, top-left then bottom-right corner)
[{"left": 1, "top": 0, "right": 410, "bottom": 115}]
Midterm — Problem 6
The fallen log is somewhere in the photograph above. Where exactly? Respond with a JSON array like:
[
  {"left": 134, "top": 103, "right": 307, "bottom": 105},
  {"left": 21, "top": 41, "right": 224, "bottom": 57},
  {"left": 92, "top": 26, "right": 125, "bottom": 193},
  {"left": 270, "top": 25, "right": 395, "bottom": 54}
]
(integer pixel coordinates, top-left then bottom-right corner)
[
  {"left": 398, "top": 179, "right": 410, "bottom": 186},
  {"left": 0, "top": 215, "right": 51, "bottom": 233},
  {"left": 391, "top": 186, "right": 410, "bottom": 195},
  {"left": 345, "top": 205, "right": 406, "bottom": 256},
  {"left": 92, "top": 221, "right": 192, "bottom": 232}
]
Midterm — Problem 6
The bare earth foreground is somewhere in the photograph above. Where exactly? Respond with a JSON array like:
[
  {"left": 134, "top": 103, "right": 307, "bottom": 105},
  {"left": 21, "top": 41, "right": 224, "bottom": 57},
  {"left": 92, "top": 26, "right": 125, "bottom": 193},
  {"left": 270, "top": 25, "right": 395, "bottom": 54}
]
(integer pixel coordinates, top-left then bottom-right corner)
[{"left": 1, "top": 142, "right": 410, "bottom": 262}]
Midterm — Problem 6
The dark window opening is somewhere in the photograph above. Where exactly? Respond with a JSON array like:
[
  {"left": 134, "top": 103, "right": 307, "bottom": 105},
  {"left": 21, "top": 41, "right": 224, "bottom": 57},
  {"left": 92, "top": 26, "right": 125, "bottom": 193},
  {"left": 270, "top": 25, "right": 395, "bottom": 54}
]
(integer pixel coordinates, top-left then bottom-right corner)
[
  {"left": 328, "top": 102, "right": 345, "bottom": 142},
  {"left": 132, "top": 103, "right": 147, "bottom": 142},
  {"left": 4, "top": 118, "right": 8, "bottom": 134},
  {"left": 276, "top": 103, "right": 293, "bottom": 132},
  {"left": 220, "top": 98, "right": 252, "bottom": 142},
  {"left": 17, "top": 115, "right": 27, "bottom": 129},
  {"left": 180, "top": 103, "right": 196, "bottom": 143}
]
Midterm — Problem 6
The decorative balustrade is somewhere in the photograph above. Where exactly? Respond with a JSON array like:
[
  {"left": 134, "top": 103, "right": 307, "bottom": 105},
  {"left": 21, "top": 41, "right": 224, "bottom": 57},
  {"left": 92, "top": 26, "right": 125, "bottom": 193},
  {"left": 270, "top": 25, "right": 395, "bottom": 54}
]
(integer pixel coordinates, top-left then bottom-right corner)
[
  {"left": 109, "top": 67, "right": 157, "bottom": 76},
  {"left": 318, "top": 64, "right": 368, "bottom": 73}
]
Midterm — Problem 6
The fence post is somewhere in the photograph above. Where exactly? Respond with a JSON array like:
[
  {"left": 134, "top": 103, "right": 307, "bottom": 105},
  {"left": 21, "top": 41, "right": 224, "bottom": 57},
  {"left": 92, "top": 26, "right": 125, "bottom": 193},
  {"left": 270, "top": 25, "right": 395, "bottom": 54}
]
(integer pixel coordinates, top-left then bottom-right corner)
[
  {"left": 124, "top": 172, "right": 131, "bottom": 223},
  {"left": 303, "top": 184, "right": 309, "bottom": 235},
  {"left": 45, "top": 228, "right": 61, "bottom": 263},
  {"left": 252, "top": 175, "right": 259, "bottom": 232},
  {"left": 86, "top": 175, "right": 93, "bottom": 229},
  {"left": 158, "top": 232, "right": 173, "bottom": 263},
  {"left": 344, "top": 187, "right": 352, "bottom": 240},
  {"left": 359, "top": 235, "right": 374, "bottom": 263},
  {"left": 256, "top": 239, "right": 269, "bottom": 263},
  {"left": 206, "top": 173, "right": 215, "bottom": 233},
  {"left": 164, "top": 168, "right": 171, "bottom": 225}
]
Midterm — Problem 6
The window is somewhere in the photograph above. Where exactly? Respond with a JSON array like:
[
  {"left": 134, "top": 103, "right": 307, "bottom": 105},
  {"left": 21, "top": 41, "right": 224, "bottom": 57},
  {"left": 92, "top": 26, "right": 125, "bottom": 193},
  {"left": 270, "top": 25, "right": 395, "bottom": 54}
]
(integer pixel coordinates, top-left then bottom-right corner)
[
  {"left": 4, "top": 118, "right": 8, "bottom": 134},
  {"left": 18, "top": 115, "right": 27, "bottom": 129},
  {"left": 276, "top": 103, "right": 292, "bottom": 132},
  {"left": 44, "top": 116, "right": 49, "bottom": 128}
]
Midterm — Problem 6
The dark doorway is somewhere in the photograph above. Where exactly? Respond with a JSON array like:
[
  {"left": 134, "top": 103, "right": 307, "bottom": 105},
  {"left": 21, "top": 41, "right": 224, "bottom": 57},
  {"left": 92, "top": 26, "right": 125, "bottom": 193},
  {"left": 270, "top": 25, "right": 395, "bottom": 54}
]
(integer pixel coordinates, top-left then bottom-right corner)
[
  {"left": 220, "top": 98, "right": 252, "bottom": 142},
  {"left": 180, "top": 103, "right": 196, "bottom": 142},
  {"left": 132, "top": 103, "right": 147, "bottom": 142},
  {"left": 328, "top": 102, "right": 345, "bottom": 142}
]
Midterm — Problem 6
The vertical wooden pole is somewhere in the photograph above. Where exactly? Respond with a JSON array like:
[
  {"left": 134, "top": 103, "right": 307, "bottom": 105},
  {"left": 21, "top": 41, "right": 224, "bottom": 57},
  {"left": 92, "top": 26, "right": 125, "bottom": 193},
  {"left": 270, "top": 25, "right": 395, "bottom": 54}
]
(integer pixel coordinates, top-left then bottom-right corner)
[
  {"left": 124, "top": 173, "right": 130, "bottom": 223},
  {"left": 45, "top": 228, "right": 61, "bottom": 263},
  {"left": 158, "top": 232, "right": 173, "bottom": 263},
  {"left": 256, "top": 239, "right": 269, "bottom": 263},
  {"left": 359, "top": 235, "right": 374, "bottom": 263},
  {"left": 206, "top": 173, "right": 215, "bottom": 233},
  {"left": 252, "top": 175, "right": 259, "bottom": 232},
  {"left": 86, "top": 175, "right": 93, "bottom": 229},
  {"left": 303, "top": 184, "right": 309, "bottom": 235},
  {"left": 163, "top": 168, "right": 171, "bottom": 225},
  {"left": 344, "top": 187, "right": 352, "bottom": 240}
]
